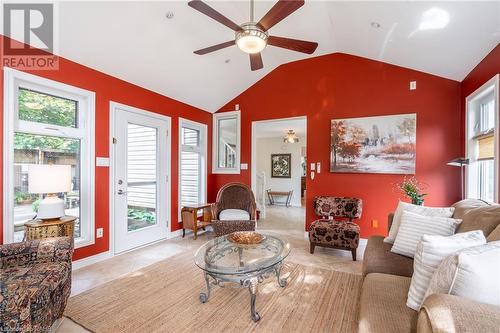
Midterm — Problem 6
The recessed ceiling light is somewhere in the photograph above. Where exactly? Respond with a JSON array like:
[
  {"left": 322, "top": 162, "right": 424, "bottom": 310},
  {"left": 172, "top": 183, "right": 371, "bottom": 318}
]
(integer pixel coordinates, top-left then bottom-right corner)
[
  {"left": 165, "top": 11, "right": 174, "bottom": 19},
  {"left": 371, "top": 22, "right": 381, "bottom": 29},
  {"left": 418, "top": 7, "right": 449, "bottom": 31}
]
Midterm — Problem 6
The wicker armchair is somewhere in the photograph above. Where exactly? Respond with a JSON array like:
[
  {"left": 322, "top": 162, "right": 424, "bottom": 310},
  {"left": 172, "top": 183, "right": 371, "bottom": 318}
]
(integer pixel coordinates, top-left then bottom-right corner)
[
  {"left": 0, "top": 237, "right": 74, "bottom": 332},
  {"left": 211, "top": 182, "right": 257, "bottom": 236}
]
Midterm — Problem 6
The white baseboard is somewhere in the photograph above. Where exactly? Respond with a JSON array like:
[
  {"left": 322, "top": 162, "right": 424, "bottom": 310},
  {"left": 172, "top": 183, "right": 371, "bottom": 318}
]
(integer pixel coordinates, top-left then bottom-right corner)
[
  {"left": 169, "top": 229, "right": 183, "bottom": 238},
  {"left": 72, "top": 229, "right": 184, "bottom": 270},
  {"left": 72, "top": 250, "right": 112, "bottom": 270}
]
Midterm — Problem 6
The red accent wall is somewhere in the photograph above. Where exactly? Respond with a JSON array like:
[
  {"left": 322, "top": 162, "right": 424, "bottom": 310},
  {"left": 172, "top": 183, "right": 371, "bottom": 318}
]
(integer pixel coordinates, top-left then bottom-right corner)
[
  {"left": 0, "top": 36, "right": 212, "bottom": 260},
  {"left": 460, "top": 43, "right": 500, "bottom": 198},
  {"left": 461, "top": 44, "right": 500, "bottom": 101},
  {"left": 212, "top": 53, "right": 462, "bottom": 238}
]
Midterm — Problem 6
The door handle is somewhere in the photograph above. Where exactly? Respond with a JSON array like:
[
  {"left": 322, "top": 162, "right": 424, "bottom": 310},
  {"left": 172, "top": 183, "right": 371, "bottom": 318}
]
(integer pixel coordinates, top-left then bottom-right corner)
[{"left": 117, "top": 189, "right": 127, "bottom": 195}]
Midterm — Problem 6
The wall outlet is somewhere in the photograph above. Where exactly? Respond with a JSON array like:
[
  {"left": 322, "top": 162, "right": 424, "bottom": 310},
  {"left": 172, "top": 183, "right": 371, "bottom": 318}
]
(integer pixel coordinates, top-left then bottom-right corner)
[
  {"left": 410, "top": 81, "right": 417, "bottom": 90},
  {"left": 97, "top": 228, "right": 104, "bottom": 238},
  {"left": 241, "top": 163, "right": 248, "bottom": 170}
]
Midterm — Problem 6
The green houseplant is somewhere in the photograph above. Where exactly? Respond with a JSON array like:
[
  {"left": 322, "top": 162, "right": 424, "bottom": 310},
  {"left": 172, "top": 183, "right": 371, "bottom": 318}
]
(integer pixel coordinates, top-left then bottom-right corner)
[{"left": 395, "top": 176, "right": 427, "bottom": 206}]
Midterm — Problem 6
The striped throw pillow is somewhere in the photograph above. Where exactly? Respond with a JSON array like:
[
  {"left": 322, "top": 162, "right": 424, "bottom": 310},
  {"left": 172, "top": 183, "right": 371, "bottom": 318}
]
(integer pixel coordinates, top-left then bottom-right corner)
[
  {"left": 406, "top": 230, "right": 486, "bottom": 310},
  {"left": 384, "top": 202, "right": 455, "bottom": 244},
  {"left": 391, "top": 211, "right": 462, "bottom": 258}
]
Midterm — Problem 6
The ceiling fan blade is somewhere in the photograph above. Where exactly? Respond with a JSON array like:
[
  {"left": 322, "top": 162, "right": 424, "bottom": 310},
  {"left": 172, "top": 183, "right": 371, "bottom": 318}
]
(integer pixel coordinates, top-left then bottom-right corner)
[
  {"left": 257, "top": 0, "right": 305, "bottom": 32},
  {"left": 267, "top": 36, "right": 318, "bottom": 54},
  {"left": 188, "top": 0, "right": 242, "bottom": 32},
  {"left": 250, "top": 53, "right": 263, "bottom": 71},
  {"left": 194, "top": 41, "right": 235, "bottom": 55}
]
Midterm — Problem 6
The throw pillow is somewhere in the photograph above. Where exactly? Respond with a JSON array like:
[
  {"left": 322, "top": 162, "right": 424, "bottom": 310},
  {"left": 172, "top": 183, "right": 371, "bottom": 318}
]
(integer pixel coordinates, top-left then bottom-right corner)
[
  {"left": 384, "top": 202, "right": 455, "bottom": 244},
  {"left": 425, "top": 241, "right": 500, "bottom": 307},
  {"left": 391, "top": 211, "right": 462, "bottom": 258},
  {"left": 406, "top": 230, "right": 486, "bottom": 310}
]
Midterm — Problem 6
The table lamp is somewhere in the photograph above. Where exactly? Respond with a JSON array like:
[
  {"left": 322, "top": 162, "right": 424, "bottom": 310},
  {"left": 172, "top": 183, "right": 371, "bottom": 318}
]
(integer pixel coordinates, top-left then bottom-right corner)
[{"left": 28, "top": 164, "right": 72, "bottom": 220}]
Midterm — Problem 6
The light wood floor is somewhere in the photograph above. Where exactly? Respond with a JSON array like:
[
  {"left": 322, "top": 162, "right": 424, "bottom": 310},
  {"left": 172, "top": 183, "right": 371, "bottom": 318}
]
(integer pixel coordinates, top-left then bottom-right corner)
[{"left": 56, "top": 204, "right": 366, "bottom": 332}]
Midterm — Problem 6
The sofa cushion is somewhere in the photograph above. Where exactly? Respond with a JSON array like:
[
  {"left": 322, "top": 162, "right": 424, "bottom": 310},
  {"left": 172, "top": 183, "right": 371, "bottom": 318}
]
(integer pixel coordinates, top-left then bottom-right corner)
[
  {"left": 487, "top": 224, "right": 500, "bottom": 241},
  {"left": 1, "top": 261, "right": 71, "bottom": 332},
  {"left": 362, "top": 236, "right": 413, "bottom": 278},
  {"left": 452, "top": 199, "right": 490, "bottom": 220},
  {"left": 359, "top": 273, "right": 417, "bottom": 333},
  {"left": 456, "top": 204, "right": 500, "bottom": 237},
  {"left": 219, "top": 209, "right": 250, "bottom": 221},
  {"left": 419, "top": 294, "right": 500, "bottom": 333}
]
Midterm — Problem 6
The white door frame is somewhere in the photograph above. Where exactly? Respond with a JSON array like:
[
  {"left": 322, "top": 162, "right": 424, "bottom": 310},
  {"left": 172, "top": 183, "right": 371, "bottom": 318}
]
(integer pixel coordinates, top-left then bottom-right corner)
[
  {"left": 250, "top": 116, "right": 307, "bottom": 208},
  {"left": 109, "top": 101, "right": 171, "bottom": 255}
]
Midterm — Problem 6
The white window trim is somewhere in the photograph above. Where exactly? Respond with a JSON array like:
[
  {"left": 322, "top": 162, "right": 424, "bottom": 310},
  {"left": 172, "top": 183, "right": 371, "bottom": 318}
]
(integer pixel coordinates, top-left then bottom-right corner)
[
  {"left": 3, "top": 67, "right": 96, "bottom": 248},
  {"left": 178, "top": 118, "right": 207, "bottom": 221},
  {"left": 465, "top": 74, "right": 499, "bottom": 202},
  {"left": 212, "top": 110, "right": 241, "bottom": 174}
]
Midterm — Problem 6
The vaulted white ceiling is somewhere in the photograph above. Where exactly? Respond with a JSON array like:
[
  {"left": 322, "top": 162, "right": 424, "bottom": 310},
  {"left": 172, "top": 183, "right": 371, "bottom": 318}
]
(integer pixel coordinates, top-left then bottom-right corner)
[{"left": 53, "top": 1, "right": 500, "bottom": 112}]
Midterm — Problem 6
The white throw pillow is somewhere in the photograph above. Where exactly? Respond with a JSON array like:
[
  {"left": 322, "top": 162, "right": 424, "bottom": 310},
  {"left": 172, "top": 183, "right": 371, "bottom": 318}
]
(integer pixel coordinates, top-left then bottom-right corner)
[
  {"left": 425, "top": 241, "right": 500, "bottom": 307},
  {"left": 406, "top": 231, "right": 486, "bottom": 310},
  {"left": 219, "top": 209, "right": 250, "bottom": 221},
  {"left": 384, "top": 202, "right": 455, "bottom": 244},
  {"left": 391, "top": 211, "right": 462, "bottom": 258}
]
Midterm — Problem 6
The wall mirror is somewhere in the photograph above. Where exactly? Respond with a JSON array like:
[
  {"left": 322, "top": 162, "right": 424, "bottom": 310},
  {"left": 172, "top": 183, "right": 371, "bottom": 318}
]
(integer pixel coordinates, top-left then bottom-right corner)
[{"left": 213, "top": 111, "right": 240, "bottom": 174}]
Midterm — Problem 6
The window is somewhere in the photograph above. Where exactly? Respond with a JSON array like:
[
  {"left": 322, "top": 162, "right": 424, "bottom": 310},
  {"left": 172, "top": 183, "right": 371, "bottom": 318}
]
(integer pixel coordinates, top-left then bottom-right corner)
[
  {"left": 466, "top": 74, "right": 499, "bottom": 202},
  {"left": 4, "top": 68, "right": 95, "bottom": 247},
  {"left": 213, "top": 111, "right": 240, "bottom": 174},
  {"left": 179, "top": 118, "right": 207, "bottom": 217}
]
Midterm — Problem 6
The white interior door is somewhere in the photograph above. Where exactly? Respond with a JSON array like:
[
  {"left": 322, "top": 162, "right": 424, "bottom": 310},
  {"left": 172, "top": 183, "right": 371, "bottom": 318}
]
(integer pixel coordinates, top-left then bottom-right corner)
[{"left": 112, "top": 104, "right": 170, "bottom": 254}]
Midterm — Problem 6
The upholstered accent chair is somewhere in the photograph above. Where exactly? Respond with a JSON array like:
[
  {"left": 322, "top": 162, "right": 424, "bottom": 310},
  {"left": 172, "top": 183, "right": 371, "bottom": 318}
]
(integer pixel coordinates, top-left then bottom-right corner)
[
  {"left": 0, "top": 237, "right": 73, "bottom": 332},
  {"left": 309, "top": 196, "right": 363, "bottom": 260},
  {"left": 211, "top": 182, "right": 257, "bottom": 236}
]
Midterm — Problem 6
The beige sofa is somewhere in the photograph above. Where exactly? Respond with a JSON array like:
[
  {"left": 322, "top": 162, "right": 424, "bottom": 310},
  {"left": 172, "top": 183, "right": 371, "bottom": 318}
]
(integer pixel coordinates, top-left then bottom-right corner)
[{"left": 359, "top": 199, "right": 500, "bottom": 333}]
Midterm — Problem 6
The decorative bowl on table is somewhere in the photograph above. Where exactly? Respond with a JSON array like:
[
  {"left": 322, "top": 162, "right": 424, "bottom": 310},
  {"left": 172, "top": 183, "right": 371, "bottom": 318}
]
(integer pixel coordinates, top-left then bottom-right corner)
[{"left": 227, "top": 231, "right": 266, "bottom": 245}]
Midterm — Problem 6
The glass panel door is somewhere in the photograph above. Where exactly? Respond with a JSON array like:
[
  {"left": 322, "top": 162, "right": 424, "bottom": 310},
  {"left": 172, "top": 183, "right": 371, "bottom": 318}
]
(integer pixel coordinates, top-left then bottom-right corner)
[
  {"left": 113, "top": 105, "right": 170, "bottom": 254},
  {"left": 127, "top": 124, "right": 157, "bottom": 231}
]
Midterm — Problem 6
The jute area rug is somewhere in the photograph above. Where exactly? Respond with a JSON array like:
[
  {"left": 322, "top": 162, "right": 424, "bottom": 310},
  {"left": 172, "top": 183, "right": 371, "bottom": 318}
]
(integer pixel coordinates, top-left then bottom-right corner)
[{"left": 65, "top": 253, "right": 362, "bottom": 333}]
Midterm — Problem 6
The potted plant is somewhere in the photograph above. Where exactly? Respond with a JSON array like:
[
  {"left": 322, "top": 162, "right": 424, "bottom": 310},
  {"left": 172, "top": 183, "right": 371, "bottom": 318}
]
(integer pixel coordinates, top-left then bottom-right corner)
[{"left": 395, "top": 176, "right": 427, "bottom": 206}]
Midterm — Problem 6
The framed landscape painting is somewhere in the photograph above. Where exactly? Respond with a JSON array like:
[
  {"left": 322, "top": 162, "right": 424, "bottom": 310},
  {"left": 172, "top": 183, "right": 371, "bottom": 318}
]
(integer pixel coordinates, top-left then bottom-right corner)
[
  {"left": 330, "top": 113, "right": 416, "bottom": 174},
  {"left": 271, "top": 153, "right": 291, "bottom": 178}
]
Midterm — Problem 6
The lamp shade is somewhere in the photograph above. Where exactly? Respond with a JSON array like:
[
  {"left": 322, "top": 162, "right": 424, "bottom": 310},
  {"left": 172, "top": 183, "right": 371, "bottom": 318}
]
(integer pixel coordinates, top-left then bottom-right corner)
[{"left": 28, "top": 164, "right": 72, "bottom": 194}]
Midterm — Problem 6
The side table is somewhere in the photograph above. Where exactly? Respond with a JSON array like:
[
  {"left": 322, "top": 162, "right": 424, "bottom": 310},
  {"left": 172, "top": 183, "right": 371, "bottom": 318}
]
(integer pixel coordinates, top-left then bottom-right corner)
[
  {"left": 181, "top": 204, "right": 212, "bottom": 240},
  {"left": 24, "top": 216, "right": 76, "bottom": 241}
]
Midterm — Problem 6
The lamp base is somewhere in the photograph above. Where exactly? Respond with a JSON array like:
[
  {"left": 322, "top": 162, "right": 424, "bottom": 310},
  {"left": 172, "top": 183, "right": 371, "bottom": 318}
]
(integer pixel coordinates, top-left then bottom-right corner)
[{"left": 37, "top": 195, "right": 65, "bottom": 220}]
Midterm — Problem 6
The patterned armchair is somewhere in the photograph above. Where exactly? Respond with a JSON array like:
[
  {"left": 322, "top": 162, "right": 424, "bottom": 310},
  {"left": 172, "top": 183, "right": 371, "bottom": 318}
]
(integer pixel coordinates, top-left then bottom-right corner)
[
  {"left": 0, "top": 237, "right": 73, "bottom": 332},
  {"left": 211, "top": 182, "right": 257, "bottom": 236},
  {"left": 309, "top": 196, "right": 362, "bottom": 261}
]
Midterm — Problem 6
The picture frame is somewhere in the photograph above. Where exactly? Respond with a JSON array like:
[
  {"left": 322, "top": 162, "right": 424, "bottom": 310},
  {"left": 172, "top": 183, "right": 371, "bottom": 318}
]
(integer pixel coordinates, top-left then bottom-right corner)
[
  {"left": 330, "top": 113, "right": 416, "bottom": 174},
  {"left": 271, "top": 153, "right": 291, "bottom": 178}
]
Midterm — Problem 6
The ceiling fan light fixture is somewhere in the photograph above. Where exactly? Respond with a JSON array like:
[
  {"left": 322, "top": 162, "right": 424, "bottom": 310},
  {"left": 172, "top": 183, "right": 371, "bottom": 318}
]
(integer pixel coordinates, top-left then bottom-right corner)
[{"left": 236, "top": 23, "right": 268, "bottom": 54}]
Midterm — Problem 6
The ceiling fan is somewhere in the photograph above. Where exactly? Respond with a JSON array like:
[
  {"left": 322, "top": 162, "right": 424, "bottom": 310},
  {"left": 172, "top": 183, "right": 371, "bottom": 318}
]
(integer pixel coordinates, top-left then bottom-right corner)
[{"left": 188, "top": 0, "right": 318, "bottom": 71}]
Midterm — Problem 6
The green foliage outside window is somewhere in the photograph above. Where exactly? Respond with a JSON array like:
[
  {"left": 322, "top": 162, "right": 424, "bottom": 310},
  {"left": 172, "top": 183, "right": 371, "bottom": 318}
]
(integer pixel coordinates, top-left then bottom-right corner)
[{"left": 19, "top": 88, "right": 77, "bottom": 127}]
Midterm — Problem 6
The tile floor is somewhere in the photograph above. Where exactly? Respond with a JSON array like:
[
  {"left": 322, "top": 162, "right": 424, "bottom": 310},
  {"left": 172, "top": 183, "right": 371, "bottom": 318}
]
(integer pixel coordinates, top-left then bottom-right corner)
[{"left": 56, "top": 204, "right": 366, "bottom": 332}]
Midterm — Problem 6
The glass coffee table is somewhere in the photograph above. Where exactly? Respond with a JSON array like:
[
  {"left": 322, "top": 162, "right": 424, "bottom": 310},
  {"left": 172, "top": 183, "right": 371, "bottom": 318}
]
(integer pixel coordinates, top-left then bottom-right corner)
[{"left": 194, "top": 233, "right": 291, "bottom": 322}]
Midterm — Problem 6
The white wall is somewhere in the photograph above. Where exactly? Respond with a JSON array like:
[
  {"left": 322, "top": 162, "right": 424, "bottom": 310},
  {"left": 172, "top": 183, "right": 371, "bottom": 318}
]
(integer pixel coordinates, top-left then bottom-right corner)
[{"left": 256, "top": 137, "right": 303, "bottom": 207}]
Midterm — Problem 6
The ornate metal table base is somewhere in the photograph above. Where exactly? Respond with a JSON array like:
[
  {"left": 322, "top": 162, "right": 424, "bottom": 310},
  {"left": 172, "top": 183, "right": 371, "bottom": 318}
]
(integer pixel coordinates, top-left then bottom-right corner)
[{"left": 199, "top": 261, "right": 288, "bottom": 322}]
